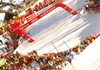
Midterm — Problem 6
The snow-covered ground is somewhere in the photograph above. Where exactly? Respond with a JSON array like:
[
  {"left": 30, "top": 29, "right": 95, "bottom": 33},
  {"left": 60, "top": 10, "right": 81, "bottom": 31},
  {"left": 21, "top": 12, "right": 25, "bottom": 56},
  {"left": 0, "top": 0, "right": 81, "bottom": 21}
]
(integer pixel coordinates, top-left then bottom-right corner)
[
  {"left": 15, "top": 0, "right": 100, "bottom": 55},
  {"left": 72, "top": 36, "right": 100, "bottom": 70},
  {"left": 0, "top": 0, "right": 99, "bottom": 70},
  {"left": 13, "top": 0, "right": 100, "bottom": 69}
]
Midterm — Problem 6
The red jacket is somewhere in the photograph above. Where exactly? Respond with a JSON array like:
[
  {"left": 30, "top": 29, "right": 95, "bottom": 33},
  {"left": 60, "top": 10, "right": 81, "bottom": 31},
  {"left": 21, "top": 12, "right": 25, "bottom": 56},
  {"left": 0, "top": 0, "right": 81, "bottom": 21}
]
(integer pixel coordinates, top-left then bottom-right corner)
[
  {"left": 34, "top": 4, "right": 38, "bottom": 11},
  {"left": 38, "top": 2, "right": 42, "bottom": 8},
  {"left": 42, "top": 0, "right": 47, "bottom": 4}
]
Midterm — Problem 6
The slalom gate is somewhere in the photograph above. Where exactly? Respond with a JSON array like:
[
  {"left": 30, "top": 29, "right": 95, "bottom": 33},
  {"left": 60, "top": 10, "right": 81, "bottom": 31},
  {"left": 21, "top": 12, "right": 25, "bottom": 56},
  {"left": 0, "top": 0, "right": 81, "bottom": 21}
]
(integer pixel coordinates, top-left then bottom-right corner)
[{"left": 13, "top": 0, "right": 77, "bottom": 43}]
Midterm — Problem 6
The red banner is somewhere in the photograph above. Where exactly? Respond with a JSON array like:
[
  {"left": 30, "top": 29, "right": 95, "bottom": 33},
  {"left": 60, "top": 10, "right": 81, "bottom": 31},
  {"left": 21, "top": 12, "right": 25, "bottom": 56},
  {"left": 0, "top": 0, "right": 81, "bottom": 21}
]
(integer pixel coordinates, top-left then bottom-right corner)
[
  {"left": 17, "top": 4, "right": 57, "bottom": 31},
  {"left": 25, "top": 8, "right": 32, "bottom": 16},
  {"left": 14, "top": 2, "right": 77, "bottom": 43},
  {"left": 26, "top": 0, "right": 63, "bottom": 22},
  {"left": 58, "top": 3, "right": 77, "bottom": 15},
  {"left": 26, "top": 13, "right": 36, "bottom": 21},
  {"left": 17, "top": 3, "right": 77, "bottom": 31}
]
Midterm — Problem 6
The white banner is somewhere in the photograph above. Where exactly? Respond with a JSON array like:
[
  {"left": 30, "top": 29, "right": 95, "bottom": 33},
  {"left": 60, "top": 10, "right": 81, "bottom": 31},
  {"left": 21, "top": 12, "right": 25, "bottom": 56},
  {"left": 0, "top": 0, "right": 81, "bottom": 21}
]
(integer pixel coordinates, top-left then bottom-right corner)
[{"left": 0, "top": 13, "right": 5, "bottom": 22}]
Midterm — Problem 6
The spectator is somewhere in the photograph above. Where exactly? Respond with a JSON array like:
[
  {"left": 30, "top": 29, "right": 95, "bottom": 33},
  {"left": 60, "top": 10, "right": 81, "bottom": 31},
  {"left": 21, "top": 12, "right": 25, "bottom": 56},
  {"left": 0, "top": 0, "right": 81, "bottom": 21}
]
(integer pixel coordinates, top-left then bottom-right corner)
[
  {"left": 38, "top": 2, "right": 43, "bottom": 10},
  {"left": 34, "top": 4, "right": 39, "bottom": 11},
  {"left": 9, "top": 5, "right": 13, "bottom": 11}
]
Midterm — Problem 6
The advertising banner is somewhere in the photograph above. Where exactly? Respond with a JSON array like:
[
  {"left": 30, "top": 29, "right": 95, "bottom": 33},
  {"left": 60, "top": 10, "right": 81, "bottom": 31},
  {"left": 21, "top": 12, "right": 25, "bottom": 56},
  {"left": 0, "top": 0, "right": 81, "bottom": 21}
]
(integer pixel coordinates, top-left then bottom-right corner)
[
  {"left": 26, "top": 13, "right": 36, "bottom": 21},
  {"left": 58, "top": 3, "right": 77, "bottom": 15},
  {"left": 14, "top": 2, "right": 77, "bottom": 43}
]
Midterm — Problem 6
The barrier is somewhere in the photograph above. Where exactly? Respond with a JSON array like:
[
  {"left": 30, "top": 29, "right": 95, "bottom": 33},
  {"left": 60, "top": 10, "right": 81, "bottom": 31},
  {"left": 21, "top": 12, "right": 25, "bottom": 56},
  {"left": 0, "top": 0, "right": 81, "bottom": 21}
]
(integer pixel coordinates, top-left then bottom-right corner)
[
  {"left": 14, "top": 2, "right": 77, "bottom": 43},
  {"left": 11, "top": 0, "right": 64, "bottom": 31}
]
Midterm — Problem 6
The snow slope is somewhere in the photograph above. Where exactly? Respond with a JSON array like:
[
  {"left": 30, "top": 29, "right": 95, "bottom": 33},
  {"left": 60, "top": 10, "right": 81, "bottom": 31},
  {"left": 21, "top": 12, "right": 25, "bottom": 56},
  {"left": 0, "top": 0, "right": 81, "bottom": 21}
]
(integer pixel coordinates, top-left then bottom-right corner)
[
  {"left": 72, "top": 36, "right": 100, "bottom": 70},
  {"left": 15, "top": 0, "right": 100, "bottom": 56}
]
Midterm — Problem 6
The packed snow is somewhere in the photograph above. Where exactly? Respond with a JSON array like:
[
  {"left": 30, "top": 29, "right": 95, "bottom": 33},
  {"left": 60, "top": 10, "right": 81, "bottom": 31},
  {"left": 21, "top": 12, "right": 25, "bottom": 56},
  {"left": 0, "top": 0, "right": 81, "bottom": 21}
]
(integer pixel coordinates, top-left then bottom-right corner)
[
  {"left": 15, "top": 0, "right": 100, "bottom": 55},
  {"left": 13, "top": 0, "right": 100, "bottom": 70},
  {"left": 72, "top": 36, "right": 100, "bottom": 70}
]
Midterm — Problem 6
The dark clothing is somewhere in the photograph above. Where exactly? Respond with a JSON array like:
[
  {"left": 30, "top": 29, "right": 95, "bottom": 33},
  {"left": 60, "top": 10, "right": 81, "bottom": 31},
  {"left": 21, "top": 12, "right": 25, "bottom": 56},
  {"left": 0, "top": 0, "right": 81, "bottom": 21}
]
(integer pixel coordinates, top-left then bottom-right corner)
[{"left": 0, "top": 40, "right": 3, "bottom": 44}]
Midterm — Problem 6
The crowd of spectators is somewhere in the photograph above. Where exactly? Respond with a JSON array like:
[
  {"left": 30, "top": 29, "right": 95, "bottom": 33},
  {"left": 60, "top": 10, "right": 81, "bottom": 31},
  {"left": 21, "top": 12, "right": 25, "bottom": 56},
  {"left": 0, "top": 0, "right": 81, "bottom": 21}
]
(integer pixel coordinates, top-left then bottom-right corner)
[
  {"left": 0, "top": 0, "right": 62, "bottom": 53},
  {"left": 0, "top": 13, "right": 100, "bottom": 70},
  {"left": 0, "top": 0, "right": 59, "bottom": 14},
  {"left": 0, "top": 25, "right": 100, "bottom": 70},
  {"left": 85, "top": 0, "right": 100, "bottom": 10},
  {"left": 0, "top": 0, "right": 61, "bottom": 54},
  {"left": 0, "top": 0, "right": 36, "bottom": 12},
  {"left": 0, "top": 0, "right": 100, "bottom": 70},
  {"left": 0, "top": 17, "right": 23, "bottom": 54},
  {"left": 71, "top": 34, "right": 100, "bottom": 54}
]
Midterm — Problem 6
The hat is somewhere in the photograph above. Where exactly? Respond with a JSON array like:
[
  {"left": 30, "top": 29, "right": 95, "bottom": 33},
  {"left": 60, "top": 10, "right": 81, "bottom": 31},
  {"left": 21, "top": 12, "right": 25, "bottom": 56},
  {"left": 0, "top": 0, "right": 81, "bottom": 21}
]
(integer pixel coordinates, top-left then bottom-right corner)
[{"left": 13, "top": 16, "right": 16, "bottom": 19}]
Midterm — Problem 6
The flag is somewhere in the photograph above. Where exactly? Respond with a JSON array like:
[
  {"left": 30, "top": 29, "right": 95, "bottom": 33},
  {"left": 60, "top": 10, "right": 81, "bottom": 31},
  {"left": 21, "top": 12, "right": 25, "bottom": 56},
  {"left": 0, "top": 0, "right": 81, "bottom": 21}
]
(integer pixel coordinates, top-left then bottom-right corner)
[
  {"left": 0, "top": 22, "right": 5, "bottom": 27},
  {"left": 0, "top": 59, "right": 6, "bottom": 67}
]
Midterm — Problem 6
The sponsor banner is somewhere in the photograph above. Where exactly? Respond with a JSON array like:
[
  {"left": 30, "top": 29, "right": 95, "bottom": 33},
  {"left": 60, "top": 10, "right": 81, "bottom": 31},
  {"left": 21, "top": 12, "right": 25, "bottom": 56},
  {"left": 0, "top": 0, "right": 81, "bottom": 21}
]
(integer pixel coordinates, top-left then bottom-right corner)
[
  {"left": 18, "top": 5, "right": 57, "bottom": 31},
  {"left": 35, "top": 0, "right": 63, "bottom": 16},
  {"left": 39, "top": 5, "right": 57, "bottom": 18},
  {"left": 58, "top": 3, "right": 77, "bottom": 15},
  {"left": 26, "top": 0, "right": 63, "bottom": 21},
  {"left": 26, "top": 13, "right": 36, "bottom": 21},
  {"left": 19, "top": 18, "right": 38, "bottom": 31},
  {"left": 14, "top": 2, "right": 77, "bottom": 43},
  {"left": 14, "top": 4, "right": 57, "bottom": 42},
  {"left": 26, "top": 2, "right": 77, "bottom": 23}
]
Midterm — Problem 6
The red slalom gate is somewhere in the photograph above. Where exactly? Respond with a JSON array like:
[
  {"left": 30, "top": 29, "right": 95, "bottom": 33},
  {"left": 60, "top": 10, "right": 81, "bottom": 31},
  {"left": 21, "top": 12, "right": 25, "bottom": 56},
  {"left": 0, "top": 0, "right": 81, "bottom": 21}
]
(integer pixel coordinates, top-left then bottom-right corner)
[{"left": 14, "top": 3, "right": 77, "bottom": 43}]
